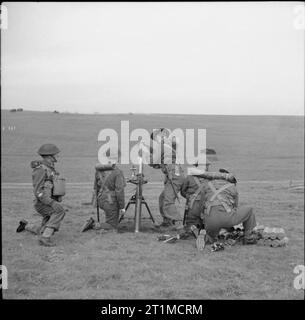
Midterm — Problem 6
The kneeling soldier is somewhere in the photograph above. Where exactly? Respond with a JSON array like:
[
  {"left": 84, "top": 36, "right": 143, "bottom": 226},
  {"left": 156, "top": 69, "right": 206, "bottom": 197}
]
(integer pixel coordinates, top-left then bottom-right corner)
[
  {"left": 203, "top": 171, "right": 257, "bottom": 244},
  {"left": 180, "top": 162, "right": 211, "bottom": 232},
  {"left": 95, "top": 149, "right": 126, "bottom": 231},
  {"left": 181, "top": 163, "right": 236, "bottom": 236},
  {"left": 16, "top": 143, "right": 66, "bottom": 247}
]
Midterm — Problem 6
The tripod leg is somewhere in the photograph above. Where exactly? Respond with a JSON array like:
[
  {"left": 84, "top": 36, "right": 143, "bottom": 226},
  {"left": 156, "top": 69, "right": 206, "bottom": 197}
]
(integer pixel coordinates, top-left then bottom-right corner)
[
  {"left": 119, "top": 193, "right": 136, "bottom": 223},
  {"left": 143, "top": 201, "right": 155, "bottom": 224},
  {"left": 125, "top": 202, "right": 131, "bottom": 211}
]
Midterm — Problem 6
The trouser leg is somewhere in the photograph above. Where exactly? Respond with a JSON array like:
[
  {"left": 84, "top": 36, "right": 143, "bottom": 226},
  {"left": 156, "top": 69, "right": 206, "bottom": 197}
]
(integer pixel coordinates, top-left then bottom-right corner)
[
  {"left": 34, "top": 202, "right": 65, "bottom": 232},
  {"left": 158, "top": 190, "right": 169, "bottom": 222},
  {"left": 101, "top": 201, "right": 119, "bottom": 229},
  {"left": 40, "top": 215, "right": 50, "bottom": 233},
  {"left": 185, "top": 201, "right": 204, "bottom": 230},
  {"left": 25, "top": 223, "right": 42, "bottom": 235},
  {"left": 204, "top": 206, "right": 231, "bottom": 241},
  {"left": 162, "top": 179, "right": 182, "bottom": 222},
  {"left": 162, "top": 177, "right": 184, "bottom": 231},
  {"left": 22, "top": 213, "right": 42, "bottom": 235},
  {"left": 204, "top": 205, "right": 256, "bottom": 240},
  {"left": 231, "top": 206, "right": 256, "bottom": 237}
]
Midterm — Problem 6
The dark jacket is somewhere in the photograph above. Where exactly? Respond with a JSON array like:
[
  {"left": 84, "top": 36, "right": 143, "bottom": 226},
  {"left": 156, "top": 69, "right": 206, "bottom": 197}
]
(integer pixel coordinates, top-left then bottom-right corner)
[
  {"left": 96, "top": 166, "right": 126, "bottom": 209},
  {"left": 181, "top": 175, "right": 206, "bottom": 200},
  {"left": 204, "top": 179, "right": 238, "bottom": 210},
  {"left": 31, "top": 159, "right": 60, "bottom": 205}
]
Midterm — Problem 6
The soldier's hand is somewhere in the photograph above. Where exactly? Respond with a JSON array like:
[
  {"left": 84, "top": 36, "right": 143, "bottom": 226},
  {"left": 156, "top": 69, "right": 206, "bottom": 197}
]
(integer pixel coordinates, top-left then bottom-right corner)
[
  {"left": 57, "top": 196, "right": 63, "bottom": 202},
  {"left": 227, "top": 174, "right": 237, "bottom": 184},
  {"left": 51, "top": 201, "right": 64, "bottom": 212},
  {"left": 219, "top": 168, "right": 230, "bottom": 174},
  {"left": 120, "top": 209, "right": 126, "bottom": 214}
]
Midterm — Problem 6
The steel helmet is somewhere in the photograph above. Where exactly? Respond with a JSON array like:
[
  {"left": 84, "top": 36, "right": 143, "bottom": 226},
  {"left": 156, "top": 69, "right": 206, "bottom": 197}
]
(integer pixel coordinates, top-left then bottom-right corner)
[{"left": 37, "top": 143, "right": 60, "bottom": 156}]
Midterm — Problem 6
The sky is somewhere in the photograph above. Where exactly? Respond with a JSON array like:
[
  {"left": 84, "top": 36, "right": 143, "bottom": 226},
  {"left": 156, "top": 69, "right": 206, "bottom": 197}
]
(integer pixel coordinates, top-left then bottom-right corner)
[{"left": 1, "top": 2, "right": 304, "bottom": 115}]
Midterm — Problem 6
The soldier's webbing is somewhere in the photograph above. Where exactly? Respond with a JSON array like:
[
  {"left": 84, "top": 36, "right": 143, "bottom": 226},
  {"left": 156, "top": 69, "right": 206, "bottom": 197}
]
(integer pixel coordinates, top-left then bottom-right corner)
[
  {"left": 40, "top": 163, "right": 55, "bottom": 182},
  {"left": 206, "top": 181, "right": 233, "bottom": 214},
  {"left": 188, "top": 177, "right": 206, "bottom": 210}
]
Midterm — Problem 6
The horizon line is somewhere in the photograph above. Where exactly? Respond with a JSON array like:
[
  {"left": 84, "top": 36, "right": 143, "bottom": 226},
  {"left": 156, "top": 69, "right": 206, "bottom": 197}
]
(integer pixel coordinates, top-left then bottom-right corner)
[{"left": 1, "top": 108, "right": 304, "bottom": 117}]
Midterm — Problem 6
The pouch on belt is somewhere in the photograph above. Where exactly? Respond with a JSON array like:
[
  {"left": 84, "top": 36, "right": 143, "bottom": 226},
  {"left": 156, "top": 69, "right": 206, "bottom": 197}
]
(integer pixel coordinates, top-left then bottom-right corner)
[{"left": 53, "top": 177, "right": 66, "bottom": 196}]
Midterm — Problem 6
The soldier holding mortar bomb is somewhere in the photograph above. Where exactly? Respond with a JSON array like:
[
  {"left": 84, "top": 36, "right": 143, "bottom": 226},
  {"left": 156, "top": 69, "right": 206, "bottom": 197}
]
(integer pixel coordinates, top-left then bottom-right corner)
[{"left": 140, "top": 128, "right": 185, "bottom": 234}]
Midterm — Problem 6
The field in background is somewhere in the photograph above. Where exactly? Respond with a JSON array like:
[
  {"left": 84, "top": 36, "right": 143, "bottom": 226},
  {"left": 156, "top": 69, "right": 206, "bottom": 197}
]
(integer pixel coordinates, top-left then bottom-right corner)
[
  {"left": 1, "top": 110, "right": 304, "bottom": 182},
  {"left": 1, "top": 110, "right": 304, "bottom": 299}
]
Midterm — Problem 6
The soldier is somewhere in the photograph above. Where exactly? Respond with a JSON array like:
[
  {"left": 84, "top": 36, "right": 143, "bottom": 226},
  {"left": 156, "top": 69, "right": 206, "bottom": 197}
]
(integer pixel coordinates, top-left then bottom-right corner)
[
  {"left": 202, "top": 170, "right": 257, "bottom": 244},
  {"left": 16, "top": 144, "right": 66, "bottom": 247},
  {"left": 180, "top": 161, "right": 211, "bottom": 232},
  {"left": 95, "top": 149, "right": 126, "bottom": 231},
  {"left": 181, "top": 163, "right": 238, "bottom": 238},
  {"left": 147, "top": 129, "right": 185, "bottom": 234}
]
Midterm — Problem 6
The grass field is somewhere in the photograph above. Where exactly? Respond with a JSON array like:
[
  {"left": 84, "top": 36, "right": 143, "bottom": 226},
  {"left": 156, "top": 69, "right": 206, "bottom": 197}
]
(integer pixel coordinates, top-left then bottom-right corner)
[{"left": 1, "top": 110, "right": 304, "bottom": 299}]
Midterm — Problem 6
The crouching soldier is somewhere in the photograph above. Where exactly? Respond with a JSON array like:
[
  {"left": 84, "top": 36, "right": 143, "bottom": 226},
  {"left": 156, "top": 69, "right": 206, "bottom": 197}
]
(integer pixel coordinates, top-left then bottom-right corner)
[
  {"left": 202, "top": 171, "right": 257, "bottom": 244},
  {"left": 180, "top": 162, "right": 211, "bottom": 232},
  {"left": 181, "top": 163, "right": 237, "bottom": 235},
  {"left": 95, "top": 149, "right": 126, "bottom": 232},
  {"left": 16, "top": 144, "right": 66, "bottom": 247}
]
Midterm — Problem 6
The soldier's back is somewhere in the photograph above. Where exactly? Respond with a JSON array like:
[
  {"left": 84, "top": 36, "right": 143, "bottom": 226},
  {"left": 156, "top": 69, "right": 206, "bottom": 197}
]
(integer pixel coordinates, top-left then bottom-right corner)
[
  {"left": 103, "top": 167, "right": 125, "bottom": 190},
  {"left": 204, "top": 179, "right": 237, "bottom": 205}
]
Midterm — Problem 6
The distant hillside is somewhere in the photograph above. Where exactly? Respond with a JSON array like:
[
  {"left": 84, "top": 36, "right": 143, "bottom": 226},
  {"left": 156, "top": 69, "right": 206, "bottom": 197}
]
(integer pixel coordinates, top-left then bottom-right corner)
[{"left": 1, "top": 110, "right": 304, "bottom": 182}]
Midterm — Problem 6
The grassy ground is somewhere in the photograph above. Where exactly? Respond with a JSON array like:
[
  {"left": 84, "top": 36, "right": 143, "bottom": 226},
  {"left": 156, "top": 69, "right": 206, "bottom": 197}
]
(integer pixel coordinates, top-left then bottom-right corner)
[
  {"left": 1, "top": 110, "right": 304, "bottom": 299},
  {"left": 2, "top": 181, "right": 304, "bottom": 299}
]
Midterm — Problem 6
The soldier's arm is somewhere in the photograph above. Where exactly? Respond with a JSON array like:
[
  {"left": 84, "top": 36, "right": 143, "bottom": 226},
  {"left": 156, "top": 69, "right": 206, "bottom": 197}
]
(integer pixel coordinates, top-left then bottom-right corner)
[
  {"left": 226, "top": 185, "right": 239, "bottom": 208},
  {"left": 93, "top": 172, "right": 99, "bottom": 191},
  {"left": 32, "top": 167, "right": 54, "bottom": 205},
  {"left": 194, "top": 172, "right": 236, "bottom": 183},
  {"left": 234, "top": 188, "right": 239, "bottom": 208},
  {"left": 115, "top": 172, "right": 126, "bottom": 209}
]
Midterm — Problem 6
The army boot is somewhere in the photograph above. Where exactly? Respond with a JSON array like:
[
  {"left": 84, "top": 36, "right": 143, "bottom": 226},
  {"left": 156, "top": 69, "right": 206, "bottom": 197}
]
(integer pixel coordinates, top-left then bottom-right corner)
[
  {"left": 175, "top": 221, "right": 189, "bottom": 238},
  {"left": 81, "top": 217, "right": 95, "bottom": 232},
  {"left": 190, "top": 225, "right": 199, "bottom": 239},
  {"left": 16, "top": 219, "right": 28, "bottom": 233},
  {"left": 96, "top": 222, "right": 118, "bottom": 233},
  {"left": 152, "top": 219, "right": 175, "bottom": 231},
  {"left": 196, "top": 229, "right": 206, "bottom": 251}
]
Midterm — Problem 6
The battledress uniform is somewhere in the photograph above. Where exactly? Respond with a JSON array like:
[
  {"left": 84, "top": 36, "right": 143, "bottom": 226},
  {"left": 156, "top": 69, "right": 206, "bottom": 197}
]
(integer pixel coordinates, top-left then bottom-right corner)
[
  {"left": 148, "top": 140, "right": 185, "bottom": 231},
  {"left": 180, "top": 175, "right": 206, "bottom": 230},
  {"left": 202, "top": 179, "right": 256, "bottom": 241},
  {"left": 30, "top": 159, "right": 66, "bottom": 234},
  {"left": 97, "top": 165, "right": 126, "bottom": 230}
]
